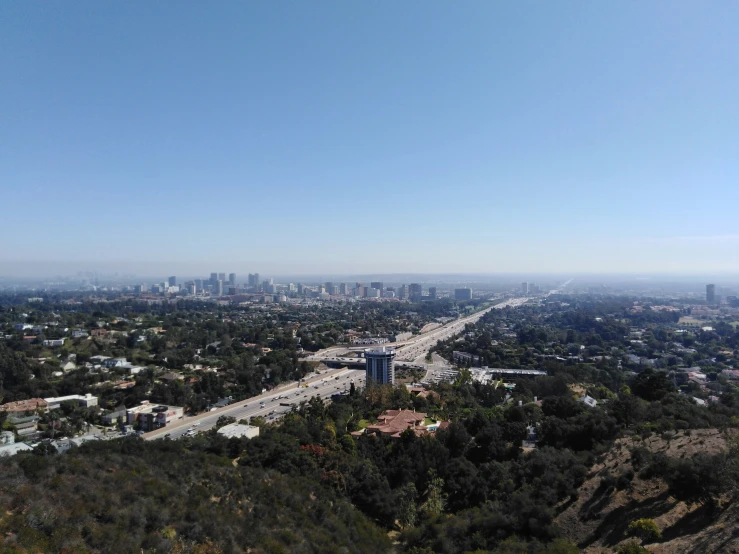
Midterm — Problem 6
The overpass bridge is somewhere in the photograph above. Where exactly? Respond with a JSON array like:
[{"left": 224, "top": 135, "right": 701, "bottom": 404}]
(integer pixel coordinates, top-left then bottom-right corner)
[{"left": 319, "top": 355, "right": 426, "bottom": 371}]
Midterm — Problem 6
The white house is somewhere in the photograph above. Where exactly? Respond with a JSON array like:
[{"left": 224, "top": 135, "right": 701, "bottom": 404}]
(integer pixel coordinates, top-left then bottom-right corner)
[{"left": 578, "top": 395, "right": 598, "bottom": 408}]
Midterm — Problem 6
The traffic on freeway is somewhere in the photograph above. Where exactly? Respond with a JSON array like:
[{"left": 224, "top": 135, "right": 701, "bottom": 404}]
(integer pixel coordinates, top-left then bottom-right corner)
[{"left": 145, "top": 369, "right": 365, "bottom": 441}]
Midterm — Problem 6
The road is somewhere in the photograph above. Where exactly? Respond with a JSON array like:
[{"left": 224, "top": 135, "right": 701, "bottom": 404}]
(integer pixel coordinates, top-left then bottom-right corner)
[
  {"left": 144, "top": 369, "right": 365, "bottom": 441},
  {"left": 308, "top": 298, "right": 524, "bottom": 365},
  {"left": 393, "top": 297, "right": 528, "bottom": 361}
]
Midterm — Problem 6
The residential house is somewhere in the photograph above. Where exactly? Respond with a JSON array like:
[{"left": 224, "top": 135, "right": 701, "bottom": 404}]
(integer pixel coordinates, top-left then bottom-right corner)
[
  {"left": 365, "top": 410, "right": 428, "bottom": 438},
  {"left": 44, "top": 394, "right": 99, "bottom": 410},
  {"left": 102, "top": 358, "right": 129, "bottom": 369},
  {"left": 7, "top": 415, "right": 41, "bottom": 438},
  {"left": 0, "top": 398, "right": 48, "bottom": 414},
  {"left": 578, "top": 395, "right": 598, "bottom": 408}
]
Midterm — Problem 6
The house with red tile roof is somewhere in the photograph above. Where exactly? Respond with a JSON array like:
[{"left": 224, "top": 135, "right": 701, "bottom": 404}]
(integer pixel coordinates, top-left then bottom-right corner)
[
  {"left": 0, "top": 398, "right": 48, "bottom": 414},
  {"left": 365, "top": 409, "right": 428, "bottom": 438}
]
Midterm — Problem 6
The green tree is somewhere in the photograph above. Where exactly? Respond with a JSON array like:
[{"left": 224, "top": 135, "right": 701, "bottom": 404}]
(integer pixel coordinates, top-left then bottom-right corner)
[
  {"left": 627, "top": 518, "right": 661, "bottom": 542},
  {"left": 396, "top": 482, "right": 418, "bottom": 529},
  {"left": 420, "top": 469, "right": 445, "bottom": 517},
  {"left": 615, "top": 540, "right": 649, "bottom": 554}
]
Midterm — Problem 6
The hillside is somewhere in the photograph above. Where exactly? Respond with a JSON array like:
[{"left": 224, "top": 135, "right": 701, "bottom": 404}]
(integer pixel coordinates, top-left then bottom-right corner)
[
  {"left": 556, "top": 429, "right": 739, "bottom": 553},
  {"left": 0, "top": 438, "right": 391, "bottom": 554}
]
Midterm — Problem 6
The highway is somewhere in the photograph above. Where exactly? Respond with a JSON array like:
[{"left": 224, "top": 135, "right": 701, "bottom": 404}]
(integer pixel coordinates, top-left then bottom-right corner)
[
  {"left": 143, "top": 288, "right": 571, "bottom": 442},
  {"left": 144, "top": 369, "right": 365, "bottom": 441}
]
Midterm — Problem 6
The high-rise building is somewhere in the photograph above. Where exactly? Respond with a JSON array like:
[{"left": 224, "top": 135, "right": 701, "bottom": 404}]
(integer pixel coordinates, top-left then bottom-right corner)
[
  {"left": 218, "top": 273, "right": 226, "bottom": 282},
  {"left": 428, "top": 286, "right": 437, "bottom": 299},
  {"left": 339, "top": 283, "right": 348, "bottom": 295},
  {"left": 168, "top": 276, "right": 177, "bottom": 287},
  {"left": 365, "top": 346, "right": 395, "bottom": 385},
  {"left": 188, "top": 283, "right": 196, "bottom": 295},
  {"left": 194, "top": 279, "right": 203, "bottom": 290},
  {"left": 216, "top": 280, "right": 224, "bottom": 296},
  {"left": 325, "top": 282, "right": 333, "bottom": 292},
  {"left": 521, "top": 282, "right": 529, "bottom": 295},
  {"left": 455, "top": 288, "right": 472, "bottom": 301},
  {"left": 398, "top": 285, "right": 408, "bottom": 299},
  {"left": 229, "top": 273, "right": 236, "bottom": 286},
  {"left": 409, "top": 283, "right": 423, "bottom": 301},
  {"left": 297, "top": 283, "right": 304, "bottom": 294},
  {"left": 707, "top": 284, "right": 716, "bottom": 304},
  {"left": 370, "top": 281, "right": 384, "bottom": 292}
]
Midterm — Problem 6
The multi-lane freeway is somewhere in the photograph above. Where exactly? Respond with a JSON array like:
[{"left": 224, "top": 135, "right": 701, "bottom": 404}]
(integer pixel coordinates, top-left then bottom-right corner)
[
  {"left": 144, "top": 369, "right": 365, "bottom": 441},
  {"left": 145, "top": 286, "right": 572, "bottom": 441}
]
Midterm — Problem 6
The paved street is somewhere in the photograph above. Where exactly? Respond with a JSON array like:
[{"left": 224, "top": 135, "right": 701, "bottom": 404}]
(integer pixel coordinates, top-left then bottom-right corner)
[
  {"left": 149, "top": 290, "right": 571, "bottom": 441},
  {"left": 144, "top": 369, "right": 365, "bottom": 441}
]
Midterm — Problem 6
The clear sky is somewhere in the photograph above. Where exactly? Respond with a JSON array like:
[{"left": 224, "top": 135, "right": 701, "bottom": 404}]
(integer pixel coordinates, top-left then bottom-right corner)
[{"left": 2, "top": 1, "right": 739, "bottom": 277}]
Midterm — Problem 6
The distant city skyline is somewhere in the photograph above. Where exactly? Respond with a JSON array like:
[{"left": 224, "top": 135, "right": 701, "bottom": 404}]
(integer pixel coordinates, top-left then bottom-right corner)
[{"left": 2, "top": 3, "right": 739, "bottom": 273}]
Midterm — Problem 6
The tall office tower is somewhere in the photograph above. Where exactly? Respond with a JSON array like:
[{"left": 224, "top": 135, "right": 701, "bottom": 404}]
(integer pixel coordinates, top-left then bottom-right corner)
[
  {"left": 521, "top": 282, "right": 529, "bottom": 295},
  {"left": 168, "top": 276, "right": 177, "bottom": 287},
  {"left": 216, "top": 280, "right": 224, "bottom": 296},
  {"left": 297, "top": 283, "right": 304, "bottom": 294},
  {"left": 455, "top": 288, "right": 472, "bottom": 301},
  {"left": 325, "top": 282, "right": 333, "bottom": 292},
  {"left": 428, "top": 286, "right": 437, "bottom": 299},
  {"left": 409, "top": 283, "right": 423, "bottom": 301},
  {"left": 229, "top": 273, "right": 236, "bottom": 286},
  {"left": 210, "top": 273, "right": 218, "bottom": 286},
  {"left": 398, "top": 284, "right": 408, "bottom": 299},
  {"left": 194, "top": 279, "right": 203, "bottom": 290},
  {"left": 329, "top": 285, "right": 339, "bottom": 295},
  {"left": 339, "top": 283, "right": 348, "bottom": 295},
  {"left": 707, "top": 284, "right": 716, "bottom": 304},
  {"left": 218, "top": 273, "right": 226, "bottom": 282},
  {"left": 188, "top": 283, "right": 196, "bottom": 295},
  {"left": 365, "top": 346, "right": 396, "bottom": 385},
  {"left": 253, "top": 273, "right": 260, "bottom": 289},
  {"left": 370, "top": 281, "right": 384, "bottom": 292}
]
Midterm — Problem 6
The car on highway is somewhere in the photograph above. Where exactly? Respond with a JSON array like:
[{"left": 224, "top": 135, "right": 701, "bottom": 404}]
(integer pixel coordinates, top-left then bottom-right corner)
[
  {"left": 193, "top": 421, "right": 201, "bottom": 426},
  {"left": 164, "top": 433, "right": 171, "bottom": 438}
]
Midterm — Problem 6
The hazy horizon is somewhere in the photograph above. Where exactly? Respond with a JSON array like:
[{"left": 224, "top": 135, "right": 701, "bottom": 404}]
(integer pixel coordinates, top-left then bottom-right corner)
[{"left": 2, "top": 261, "right": 739, "bottom": 286}]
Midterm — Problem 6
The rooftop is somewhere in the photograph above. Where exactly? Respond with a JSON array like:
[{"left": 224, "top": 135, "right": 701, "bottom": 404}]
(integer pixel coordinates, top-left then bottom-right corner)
[
  {"left": 366, "top": 409, "right": 427, "bottom": 438},
  {"left": 0, "top": 398, "right": 48, "bottom": 413}
]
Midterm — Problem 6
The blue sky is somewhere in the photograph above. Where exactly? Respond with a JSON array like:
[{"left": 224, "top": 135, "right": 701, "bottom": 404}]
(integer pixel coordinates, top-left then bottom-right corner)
[{"left": 2, "top": 1, "right": 739, "bottom": 276}]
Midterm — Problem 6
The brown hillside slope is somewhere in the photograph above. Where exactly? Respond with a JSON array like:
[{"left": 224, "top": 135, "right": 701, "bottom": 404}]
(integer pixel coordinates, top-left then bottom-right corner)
[{"left": 555, "top": 429, "right": 739, "bottom": 553}]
